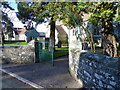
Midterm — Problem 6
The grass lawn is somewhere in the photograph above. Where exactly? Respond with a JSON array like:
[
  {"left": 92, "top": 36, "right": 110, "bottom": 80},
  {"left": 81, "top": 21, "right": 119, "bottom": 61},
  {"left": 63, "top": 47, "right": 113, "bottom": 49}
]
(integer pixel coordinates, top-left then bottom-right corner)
[
  {"left": 0, "top": 42, "right": 28, "bottom": 46},
  {"left": 92, "top": 48, "right": 120, "bottom": 57},
  {"left": 119, "top": 50, "right": 120, "bottom": 55},
  {"left": 54, "top": 47, "right": 69, "bottom": 59},
  {"left": 54, "top": 47, "right": 119, "bottom": 59}
]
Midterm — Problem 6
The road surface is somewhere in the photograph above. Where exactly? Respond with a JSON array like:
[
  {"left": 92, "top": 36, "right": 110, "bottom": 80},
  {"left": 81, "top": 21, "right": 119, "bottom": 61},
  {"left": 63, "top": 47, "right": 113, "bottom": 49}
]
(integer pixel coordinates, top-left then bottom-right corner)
[{"left": 1, "top": 71, "right": 36, "bottom": 89}]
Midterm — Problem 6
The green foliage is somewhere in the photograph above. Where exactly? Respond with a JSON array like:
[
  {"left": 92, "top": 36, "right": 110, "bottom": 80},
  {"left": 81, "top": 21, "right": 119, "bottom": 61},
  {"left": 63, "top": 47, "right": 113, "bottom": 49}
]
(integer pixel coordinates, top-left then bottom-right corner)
[
  {"left": 16, "top": 2, "right": 120, "bottom": 29},
  {"left": 1, "top": 2, "right": 14, "bottom": 38},
  {"left": 115, "top": 2, "right": 120, "bottom": 22},
  {"left": 54, "top": 47, "right": 68, "bottom": 59},
  {"left": 17, "top": 2, "right": 35, "bottom": 23},
  {"left": 119, "top": 50, "right": 120, "bottom": 55},
  {"left": 16, "top": 2, "right": 46, "bottom": 25},
  {"left": 0, "top": 42, "right": 28, "bottom": 46},
  {"left": 88, "top": 2, "right": 118, "bottom": 26},
  {"left": 58, "top": 35, "right": 68, "bottom": 45},
  {"left": 59, "top": 2, "right": 83, "bottom": 28},
  {"left": 16, "top": 2, "right": 89, "bottom": 29},
  {"left": 88, "top": 2, "right": 119, "bottom": 57}
]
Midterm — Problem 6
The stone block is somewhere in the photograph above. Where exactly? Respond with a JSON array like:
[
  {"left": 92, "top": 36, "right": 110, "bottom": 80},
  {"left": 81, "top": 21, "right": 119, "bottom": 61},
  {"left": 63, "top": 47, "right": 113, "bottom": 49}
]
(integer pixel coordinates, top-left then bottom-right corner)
[
  {"left": 109, "top": 81, "right": 117, "bottom": 86},
  {"left": 98, "top": 80, "right": 103, "bottom": 87},
  {"left": 95, "top": 73, "right": 103, "bottom": 80},
  {"left": 1, "top": 46, "right": 35, "bottom": 64},
  {"left": 107, "top": 85, "right": 113, "bottom": 88},
  {"left": 69, "top": 49, "right": 120, "bottom": 88}
]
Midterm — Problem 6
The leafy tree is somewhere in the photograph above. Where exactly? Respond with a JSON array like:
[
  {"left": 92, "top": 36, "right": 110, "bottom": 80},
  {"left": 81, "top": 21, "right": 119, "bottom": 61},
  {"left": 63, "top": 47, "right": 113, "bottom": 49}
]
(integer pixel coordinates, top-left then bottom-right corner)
[
  {"left": 16, "top": 2, "right": 56, "bottom": 48},
  {"left": 55, "top": 2, "right": 95, "bottom": 52},
  {"left": 89, "top": 2, "right": 119, "bottom": 57},
  {"left": 1, "top": 1, "right": 14, "bottom": 46},
  {"left": 15, "top": 2, "right": 75, "bottom": 47},
  {"left": 16, "top": 2, "right": 94, "bottom": 51},
  {"left": 115, "top": 2, "right": 120, "bottom": 22}
]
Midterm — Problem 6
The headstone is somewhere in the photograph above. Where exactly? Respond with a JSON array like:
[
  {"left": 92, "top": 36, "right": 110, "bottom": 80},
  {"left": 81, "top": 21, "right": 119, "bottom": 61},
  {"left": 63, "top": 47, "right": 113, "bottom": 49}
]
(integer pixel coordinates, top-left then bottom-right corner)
[{"left": 28, "top": 40, "right": 35, "bottom": 47}]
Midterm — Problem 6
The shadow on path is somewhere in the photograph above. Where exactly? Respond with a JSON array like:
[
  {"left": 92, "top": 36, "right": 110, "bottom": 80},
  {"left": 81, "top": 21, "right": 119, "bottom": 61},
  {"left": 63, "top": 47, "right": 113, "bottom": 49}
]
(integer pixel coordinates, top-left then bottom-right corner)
[{"left": 2, "top": 56, "right": 82, "bottom": 88}]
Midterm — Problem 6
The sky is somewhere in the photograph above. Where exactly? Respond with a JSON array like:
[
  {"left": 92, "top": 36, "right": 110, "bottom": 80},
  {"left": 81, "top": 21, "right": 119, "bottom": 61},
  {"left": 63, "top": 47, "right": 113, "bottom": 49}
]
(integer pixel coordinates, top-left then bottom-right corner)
[
  {"left": 5, "top": 0, "right": 18, "bottom": 12},
  {"left": 3, "top": 0, "right": 50, "bottom": 33},
  {"left": 2, "top": 0, "right": 25, "bottom": 28}
]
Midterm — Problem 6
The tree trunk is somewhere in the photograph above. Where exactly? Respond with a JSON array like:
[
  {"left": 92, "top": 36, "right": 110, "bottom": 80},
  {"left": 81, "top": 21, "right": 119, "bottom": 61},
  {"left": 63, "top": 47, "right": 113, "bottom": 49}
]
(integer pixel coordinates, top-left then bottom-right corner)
[
  {"left": 49, "top": 17, "right": 56, "bottom": 51},
  {"left": 102, "top": 33, "right": 118, "bottom": 57},
  {"left": 1, "top": 29, "right": 5, "bottom": 48},
  {"left": 102, "top": 20, "right": 118, "bottom": 57}
]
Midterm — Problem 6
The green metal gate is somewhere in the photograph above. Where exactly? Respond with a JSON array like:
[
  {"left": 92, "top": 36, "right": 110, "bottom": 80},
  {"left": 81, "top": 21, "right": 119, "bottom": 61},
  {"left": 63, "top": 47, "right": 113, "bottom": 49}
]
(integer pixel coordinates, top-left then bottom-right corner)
[{"left": 35, "top": 40, "right": 54, "bottom": 65}]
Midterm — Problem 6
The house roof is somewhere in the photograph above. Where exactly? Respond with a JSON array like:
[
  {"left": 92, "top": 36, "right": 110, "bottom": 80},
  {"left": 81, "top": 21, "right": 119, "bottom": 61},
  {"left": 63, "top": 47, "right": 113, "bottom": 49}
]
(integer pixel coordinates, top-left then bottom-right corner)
[
  {"left": 14, "top": 28, "right": 26, "bottom": 35},
  {"left": 13, "top": 21, "right": 25, "bottom": 28},
  {"left": 56, "top": 25, "right": 67, "bottom": 36},
  {"left": 25, "top": 29, "right": 45, "bottom": 38},
  {"left": 18, "top": 29, "right": 26, "bottom": 35}
]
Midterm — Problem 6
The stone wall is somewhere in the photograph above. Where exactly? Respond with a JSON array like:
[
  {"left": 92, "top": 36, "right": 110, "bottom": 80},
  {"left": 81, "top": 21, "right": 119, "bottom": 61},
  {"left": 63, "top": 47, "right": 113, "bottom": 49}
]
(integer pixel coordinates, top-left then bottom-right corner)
[
  {"left": 69, "top": 49, "right": 120, "bottom": 89},
  {"left": 1, "top": 42, "right": 35, "bottom": 64}
]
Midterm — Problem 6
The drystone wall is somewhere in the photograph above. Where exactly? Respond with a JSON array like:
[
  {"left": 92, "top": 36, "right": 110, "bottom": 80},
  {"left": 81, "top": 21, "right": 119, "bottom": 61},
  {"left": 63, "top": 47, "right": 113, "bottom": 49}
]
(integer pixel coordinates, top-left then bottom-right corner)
[
  {"left": 69, "top": 49, "right": 120, "bottom": 89},
  {"left": 1, "top": 41, "right": 35, "bottom": 64}
]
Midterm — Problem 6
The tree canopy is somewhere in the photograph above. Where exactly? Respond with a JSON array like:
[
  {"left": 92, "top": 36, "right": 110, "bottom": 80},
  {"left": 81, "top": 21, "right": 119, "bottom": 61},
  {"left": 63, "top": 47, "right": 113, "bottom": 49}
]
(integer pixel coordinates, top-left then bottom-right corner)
[
  {"left": 1, "top": 1, "right": 14, "bottom": 38},
  {"left": 115, "top": 2, "right": 120, "bottom": 22},
  {"left": 88, "top": 2, "right": 119, "bottom": 57},
  {"left": 16, "top": 2, "right": 90, "bottom": 28},
  {"left": 16, "top": 1, "right": 119, "bottom": 57}
]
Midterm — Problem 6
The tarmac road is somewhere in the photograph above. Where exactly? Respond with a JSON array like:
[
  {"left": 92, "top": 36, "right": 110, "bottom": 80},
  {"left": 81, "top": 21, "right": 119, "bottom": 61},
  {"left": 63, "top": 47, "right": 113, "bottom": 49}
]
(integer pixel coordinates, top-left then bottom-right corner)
[
  {"left": 1, "top": 56, "right": 82, "bottom": 88},
  {"left": 1, "top": 71, "right": 36, "bottom": 89}
]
